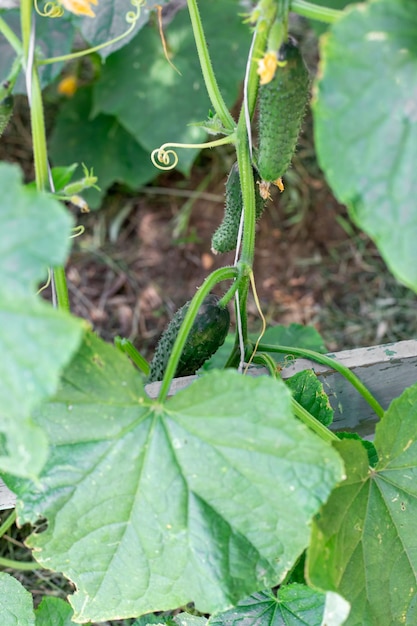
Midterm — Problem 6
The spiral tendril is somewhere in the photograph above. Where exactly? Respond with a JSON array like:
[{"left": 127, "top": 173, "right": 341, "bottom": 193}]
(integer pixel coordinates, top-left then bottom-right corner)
[
  {"left": 151, "top": 148, "right": 179, "bottom": 171},
  {"left": 34, "top": 0, "right": 64, "bottom": 17}
]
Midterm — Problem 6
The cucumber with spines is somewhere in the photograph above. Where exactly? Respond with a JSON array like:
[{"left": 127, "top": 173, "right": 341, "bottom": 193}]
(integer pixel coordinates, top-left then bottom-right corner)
[
  {"left": 211, "top": 162, "right": 266, "bottom": 254},
  {"left": 148, "top": 294, "right": 230, "bottom": 382},
  {"left": 257, "top": 38, "right": 310, "bottom": 184}
]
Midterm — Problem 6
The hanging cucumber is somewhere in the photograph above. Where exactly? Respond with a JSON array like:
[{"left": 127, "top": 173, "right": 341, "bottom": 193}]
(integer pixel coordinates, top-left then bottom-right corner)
[
  {"left": 211, "top": 162, "right": 266, "bottom": 254},
  {"left": 0, "top": 95, "right": 13, "bottom": 138},
  {"left": 148, "top": 294, "right": 230, "bottom": 382},
  {"left": 257, "top": 38, "right": 310, "bottom": 186}
]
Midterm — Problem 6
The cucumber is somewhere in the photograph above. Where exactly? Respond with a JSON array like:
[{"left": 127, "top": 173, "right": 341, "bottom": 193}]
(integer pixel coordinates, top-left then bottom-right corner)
[
  {"left": 0, "top": 95, "right": 13, "bottom": 138},
  {"left": 148, "top": 294, "right": 230, "bottom": 382},
  {"left": 211, "top": 162, "right": 266, "bottom": 254},
  {"left": 257, "top": 39, "right": 309, "bottom": 184}
]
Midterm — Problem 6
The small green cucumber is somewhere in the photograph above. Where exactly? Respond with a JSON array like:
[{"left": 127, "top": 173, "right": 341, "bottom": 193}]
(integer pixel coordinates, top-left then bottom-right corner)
[
  {"left": 148, "top": 294, "right": 230, "bottom": 382},
  {"left": 211, "top": 162, "right": 266, "bottom": 254},
  {"left": 257, "top": 39, "right": 309, "bottom": 183},
  {"left": 0, "top": 95, "right": 13, "bottom": 138}
]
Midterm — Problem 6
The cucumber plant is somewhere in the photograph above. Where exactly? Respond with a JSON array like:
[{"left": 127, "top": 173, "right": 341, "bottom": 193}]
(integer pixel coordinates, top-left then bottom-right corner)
[{"left": 1, "top": 1, "right": 417, "bottom": 625}]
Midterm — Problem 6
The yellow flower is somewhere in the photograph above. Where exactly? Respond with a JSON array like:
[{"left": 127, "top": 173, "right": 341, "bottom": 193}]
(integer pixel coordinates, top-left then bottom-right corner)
[
  {"left": 257, "top": 51, "right": 278, "bottom": 86},
  {"left": 57, "top": 75, "right": 78, "bottom": 97},
  {"left": 59, "top": 0, "right": 98, "bottom": 17}
]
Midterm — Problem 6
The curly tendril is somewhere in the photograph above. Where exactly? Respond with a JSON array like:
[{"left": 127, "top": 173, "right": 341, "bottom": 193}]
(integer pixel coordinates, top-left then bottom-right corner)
[
  {"left": 151, "top": 148, "right": 179, "bottom": 171},
  {"left": 151, "top": 135, "right": 236, "bottom": 171},
  {"left": 34, "top": 1, "right": 64, "bottom": 17}
]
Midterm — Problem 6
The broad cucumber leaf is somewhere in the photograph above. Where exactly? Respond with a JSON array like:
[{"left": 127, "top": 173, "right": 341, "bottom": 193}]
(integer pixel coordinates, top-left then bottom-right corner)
[
  {"left": 78, "top": 0, "right": 170, "bottom": 59},
  {"left": 0, "top": 163, "right": 84, "bottom": 477},
  {"left": 93, "top": 0, "right": 250, "bottom": 175},
  {"left": 210, "top": 587, "right": 326, "bottom": 626},
  {"left": 0, "top": 10, "right": 74, "bottom": 92},
  {"left": 0, "top": 573, "right": 35, "bottom": 626},
  {"left": 307, "top": 382, "right": 417, "bottom": 625},
  {"left": 35, "top": 596, "right": 86, "bottom": 626},
  {"left": 49, "top": 87, "right": 156, "bottom": 209},
  {"left": 313, "top": 0, "right": 417, "bottom": 291},
  {"left": 10, "top": 332, "right": 343, "bottom": 623},
  {"left": 286, "top": 370, "right": 334, "bottom": 427},
  {"left": 210, "top": 586, "right": 350, "bottom": 626}
]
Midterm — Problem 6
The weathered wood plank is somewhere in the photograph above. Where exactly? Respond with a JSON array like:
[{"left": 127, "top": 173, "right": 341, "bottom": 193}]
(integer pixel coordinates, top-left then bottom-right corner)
[{"left": 2, "top": 339, "right": 417, "bottom": 510}]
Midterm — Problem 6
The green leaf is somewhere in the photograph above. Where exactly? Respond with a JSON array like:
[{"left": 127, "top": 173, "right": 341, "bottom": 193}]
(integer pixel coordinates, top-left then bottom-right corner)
[
  {"left": 286, "top": 370, "right": 334, "bottom": 427},
  {"left": 11, "top": 332, "right": 343, "bottom": 623},
  {"left": 307, "top": 382, "right": 417, "bottom": 625},
  {"left": 313, "top": 0, "right": 417, "bottom": 290},
  {"left": 93, "top": 0, "right": 250, "bottom": 174},
  {"left": 49, "top": 86, "right": 156, "bottom": 209},
  {"left": 78, "top": 0, "right": 170, "bottom": 59},
  {"left": 0, "top": 163, "right": 84, "bottom": 477},
  {"left": 0, "top": 573, "right": 35, "bottom": 626},
  {"left": 35, "top": 596, "right": 83, "bottom": 626},
  {"left": 0, "top": 10, "right": 74, "bottom": 92},
  {"left": 210, "top": 586, "right": 328, "bottom": 626}
]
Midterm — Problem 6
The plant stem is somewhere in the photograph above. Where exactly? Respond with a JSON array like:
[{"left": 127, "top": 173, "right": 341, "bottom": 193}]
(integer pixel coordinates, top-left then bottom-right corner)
[
  {"left": 157, "top": 266, "right": 238, "bottom": 403},
  {"left": 115, "top": 337, "right": 150, "bottom": 376},
  {"left": 20, "top": 0, "right": 71, "bottom": 312},
  {"left": 186, "top": 0, "right": 235, "bottom": 131},
  {"left": 53, "top": 266, "right": 71, "bottom": 312},
  {"left": 257, "top": 343, "right": 385, "bottom": 419},
  {"left": 0, "top": 17, "right": 22, "bottom": 55},
  {"left": 0, "top": 510, "right": 16, "bottom": 538},
  {"left": 290, "top": 0, "right": 342, "bottom": 24},
  {"left": 0, "top": 556, "right": 43, "bottom": 571}
]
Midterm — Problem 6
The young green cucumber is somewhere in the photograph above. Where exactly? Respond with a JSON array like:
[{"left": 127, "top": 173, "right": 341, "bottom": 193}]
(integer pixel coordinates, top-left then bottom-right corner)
[
  {"left": 211, "top": 162, "right": 266, "bottom": 254},
  {"left": 257, "top": 39, "right": 309, "bottom": 184},
  {"left": 148, "top": 294, "right": 230, "bottom": 382},
  {"left": 0, "top": 96, "right": 13, "bottom": 138}
]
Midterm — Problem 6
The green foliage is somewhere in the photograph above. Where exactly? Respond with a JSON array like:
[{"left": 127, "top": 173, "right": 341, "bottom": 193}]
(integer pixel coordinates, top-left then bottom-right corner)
[
  {"left": 286, "top": 369, "right": 334, "bottom": 427},
  {"left": 314, "top": 0, "right": 417, "bottom": 291},
  {"left": 0, "top": 573, "right": 35, "bottom": 626},
  {"left": 308, "top": 382, "right": 417, "bottom": 625},
  {"left": 2, "top": 0, "right": 417, "bottom": 623},
  {"left": 92, "top": 0, "right": 250, "bottom": 172},
  {"left": 7, "top": 332, "right": 343, "bottom": 622},
  {"left": 0, "top": 95, "right": 13, "bottom": 137},
  {"left": 49, "top": 87, "right": 156, "bottom": 208},
  {"left": 209, "top": 586, "right": 349, "bottom": 626},
  {"left": 0, "top": 163, "right": 83, "bottom": 477}
]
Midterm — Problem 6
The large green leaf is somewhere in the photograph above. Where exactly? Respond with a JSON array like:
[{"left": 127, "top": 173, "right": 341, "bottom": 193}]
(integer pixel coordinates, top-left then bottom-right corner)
[
  {"left": 313, "top": 0, "right": 417, "bottom": 290},
  {"left": 209, "top": 586, "right": 350, "bottom": 626},
  {"left": 0, "top": 163, "right": 83, "bottom": 477},
  {"left": 0, "top": 573, "right": 35, "bottom": 626},
  {"left": 48, "top": 86, "right": 156, "bottom": 208},
  {"left": 307, "top": 382, "right": 417, "bottom": 625},
  {"left": 93, "top": 0, "right": 250, "bottom": 174},
  {"left": 10, "top": 332, "right": 343, "bottom": 623},
  {"left": 78, "top": 0, "right": 170, "bottom": 59}
]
